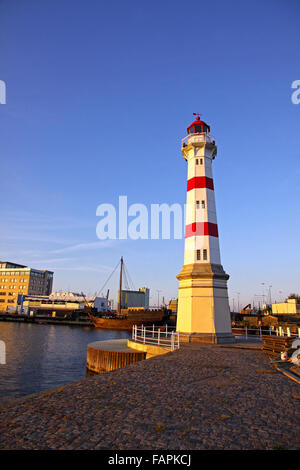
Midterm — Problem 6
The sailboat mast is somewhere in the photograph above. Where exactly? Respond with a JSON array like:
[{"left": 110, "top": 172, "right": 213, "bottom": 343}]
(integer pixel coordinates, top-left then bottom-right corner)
[{"left": 117, "top": 256, "right": 123, "bottom": 314}]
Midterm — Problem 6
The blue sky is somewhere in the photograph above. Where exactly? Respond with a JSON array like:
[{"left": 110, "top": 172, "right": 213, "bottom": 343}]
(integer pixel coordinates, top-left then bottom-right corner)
[{"left": 0, "top": 0, "right": 299, "bottom": 308}]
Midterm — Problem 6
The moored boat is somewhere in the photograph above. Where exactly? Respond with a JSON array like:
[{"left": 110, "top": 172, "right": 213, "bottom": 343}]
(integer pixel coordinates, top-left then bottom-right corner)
[
  {"left": 82, "top": 257, "right": 168, "bottom": 330},
  {"left": 88, "top": 309, "right": 166, "bottom": 330}
]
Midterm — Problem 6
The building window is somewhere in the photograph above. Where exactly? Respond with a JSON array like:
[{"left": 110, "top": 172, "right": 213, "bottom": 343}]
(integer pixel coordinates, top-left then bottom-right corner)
[
  {"left": 195, "top": 159, "right": 198, "bottom": 165},
  {"left": 203, "top": 249, "right": 207, "bottom": 260},
  {"left": 201, "top": 200, "right": 205, "bottom": 209},
  {"left": 196, "top": 250, "right": 201, "bottom": 260},
  {"left": 200, "top": 158, "right": 203, "bottom": 165},
  {"left": 196, "top": 200, "right": 200, "bottom": 209}
]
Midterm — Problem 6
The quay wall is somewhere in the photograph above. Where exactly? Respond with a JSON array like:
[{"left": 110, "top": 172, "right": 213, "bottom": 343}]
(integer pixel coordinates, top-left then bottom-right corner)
[{"left": 86, "top": 340, "right": 146, "bottom": 373}]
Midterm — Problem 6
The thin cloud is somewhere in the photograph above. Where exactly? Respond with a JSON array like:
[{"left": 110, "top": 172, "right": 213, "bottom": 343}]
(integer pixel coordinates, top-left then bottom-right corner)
[
  {"left": 54, "top": 265, "right": 113, "bottom": 273},
  {"left": 52, "top": 240, "right": 118, "bottom": 254}
]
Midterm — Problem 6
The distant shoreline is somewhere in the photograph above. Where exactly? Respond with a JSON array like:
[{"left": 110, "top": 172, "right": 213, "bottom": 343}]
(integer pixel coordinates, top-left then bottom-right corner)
[{"left": 0, "top": 312, "right": 93, "bottom": 327}]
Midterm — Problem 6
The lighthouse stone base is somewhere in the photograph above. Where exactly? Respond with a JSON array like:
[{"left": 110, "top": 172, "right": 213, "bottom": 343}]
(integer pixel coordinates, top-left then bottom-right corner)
[{"left": 176, "top": 263, "right": 235, "bottom": 344}]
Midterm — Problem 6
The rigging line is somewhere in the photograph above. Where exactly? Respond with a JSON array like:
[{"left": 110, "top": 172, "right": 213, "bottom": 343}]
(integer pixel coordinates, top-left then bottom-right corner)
[
  {"left": 97, "top": 260, "right": 120, "bottom": 296},
  {"left": 123, "top": 266, "right": 130, "bottom": 290},
  {"left": 125, "top": 264, "right": 135, "bottom": 291},
  {"left": 122, "top": 262, "right": 129, "bottom": 290}
]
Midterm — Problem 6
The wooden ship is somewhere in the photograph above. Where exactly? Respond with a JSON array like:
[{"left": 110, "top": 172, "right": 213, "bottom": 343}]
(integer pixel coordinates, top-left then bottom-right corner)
[{"left": 84, "top": 257, "right": 167, "bottom": 330}]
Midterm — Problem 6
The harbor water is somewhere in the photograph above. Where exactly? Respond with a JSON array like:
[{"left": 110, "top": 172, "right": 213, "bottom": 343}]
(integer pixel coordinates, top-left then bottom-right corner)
[{"left": 0, "top": 322, "right": 130, "bottom": 401}]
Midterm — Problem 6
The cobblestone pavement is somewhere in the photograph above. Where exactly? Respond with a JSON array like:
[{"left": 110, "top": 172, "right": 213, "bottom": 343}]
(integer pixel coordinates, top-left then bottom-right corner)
[{"left": 0, "top": 343, "right": 299, "bottom": 450}]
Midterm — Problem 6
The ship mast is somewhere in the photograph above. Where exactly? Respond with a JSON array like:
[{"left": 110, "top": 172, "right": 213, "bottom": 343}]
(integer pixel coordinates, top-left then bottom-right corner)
[{"left": 117, "top": 256, "right": 123, "bottom": 314}]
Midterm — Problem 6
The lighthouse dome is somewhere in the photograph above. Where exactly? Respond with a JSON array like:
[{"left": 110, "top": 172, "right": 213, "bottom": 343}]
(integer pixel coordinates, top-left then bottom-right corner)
[{"left": 187, "top": 116, "right": 210, "bottom": 135}]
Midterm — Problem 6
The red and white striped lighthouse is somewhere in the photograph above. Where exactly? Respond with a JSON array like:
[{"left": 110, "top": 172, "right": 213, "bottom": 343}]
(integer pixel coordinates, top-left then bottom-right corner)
[{"left": 176, "top": 115, "right": 234, "bottom": 344}]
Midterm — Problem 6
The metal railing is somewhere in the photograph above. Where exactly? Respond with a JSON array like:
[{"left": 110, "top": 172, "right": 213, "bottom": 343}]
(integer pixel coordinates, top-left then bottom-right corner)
[
  {"left": 232, "top": 326, "right": 300, "bottom": 340},
  {"left": 132, "top": 324, "right": 180, "bottom": 351},
  {"left": 181, "top": 132, "right": 216, "bottom": 147}
]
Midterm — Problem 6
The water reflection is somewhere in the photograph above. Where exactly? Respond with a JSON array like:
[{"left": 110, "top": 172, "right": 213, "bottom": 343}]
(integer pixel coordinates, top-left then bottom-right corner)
[{"left": 0, "top": 323, "right": 130, "bottom": 400}]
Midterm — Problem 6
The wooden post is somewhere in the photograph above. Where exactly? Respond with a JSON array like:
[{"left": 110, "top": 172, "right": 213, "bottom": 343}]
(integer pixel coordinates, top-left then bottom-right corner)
[{"left": 279, "top": 326, "right": 283, "bottom": 336}]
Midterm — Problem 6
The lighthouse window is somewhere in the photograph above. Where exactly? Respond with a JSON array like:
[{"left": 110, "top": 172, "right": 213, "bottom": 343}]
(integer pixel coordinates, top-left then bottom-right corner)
[
  {"left": 203, "top": 125, "right": 208, "bottom": 133},
  {"left": 196, "top": 200, "right": 200, "bottom": 208},
  {"left": 200, "top": 158, "right": 203, "bottom": 165},
  {"left": 196, "top": 250, "right": 201, "bottom": 260},
  {"left": 195, "top": 125, "right": 202, "bottom": 133},
  {"left": 189, "top": 126, "right": 195, "bottom": 134},
  {"left": 203, "top": 249, "right": 207, "bottom": 260},
  {"left": 196, "top": 159, "right": 199, "bottom": 165}
]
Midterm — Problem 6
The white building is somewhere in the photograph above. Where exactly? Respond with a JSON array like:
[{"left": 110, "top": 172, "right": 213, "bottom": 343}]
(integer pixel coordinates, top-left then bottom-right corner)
[{"left": 49, "top": 292, "right": 110, "bottom": 312}]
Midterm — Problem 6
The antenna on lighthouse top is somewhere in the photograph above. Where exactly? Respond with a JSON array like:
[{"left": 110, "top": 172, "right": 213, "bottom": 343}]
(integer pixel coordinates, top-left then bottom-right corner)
[{"left": 193, "top": 113, "right": 202, "bottom": 121}]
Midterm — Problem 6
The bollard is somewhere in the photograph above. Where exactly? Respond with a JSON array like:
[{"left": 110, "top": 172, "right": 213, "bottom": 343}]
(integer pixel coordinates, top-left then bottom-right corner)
[
  {"left": 281, "top": 351, "right": 288, "bottom": 361},
  {"left": 259, "top": 327, "right": 262, "bottom": 338},
  {"left": 287, "top": 327, "right": 291, "bottom": 337}
]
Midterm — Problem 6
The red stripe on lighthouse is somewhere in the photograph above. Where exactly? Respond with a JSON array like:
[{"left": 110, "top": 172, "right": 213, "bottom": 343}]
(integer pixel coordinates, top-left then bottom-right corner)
[
  {"left": 187, "top": 176, "right": 214, "bottom": 191},
  {"left": 185, "top": 222, "right": 219, "bottom": 238}
]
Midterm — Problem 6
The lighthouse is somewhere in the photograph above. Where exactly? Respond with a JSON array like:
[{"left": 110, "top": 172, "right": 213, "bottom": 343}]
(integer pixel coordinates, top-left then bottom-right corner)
[{"left": 176, "top": 115, "right": 234, "bottom": 344}]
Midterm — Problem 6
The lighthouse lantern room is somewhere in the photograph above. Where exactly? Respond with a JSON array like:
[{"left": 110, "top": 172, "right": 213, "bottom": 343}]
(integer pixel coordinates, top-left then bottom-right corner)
[{"left": 176, "top": 115, "right": 234, "bottom": 344}]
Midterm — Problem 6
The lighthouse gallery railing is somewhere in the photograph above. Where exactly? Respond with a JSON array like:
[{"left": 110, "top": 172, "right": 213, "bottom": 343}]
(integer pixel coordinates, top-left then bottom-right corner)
[{"left": 181, "top": 132, "right": 216, "bottom": 147}]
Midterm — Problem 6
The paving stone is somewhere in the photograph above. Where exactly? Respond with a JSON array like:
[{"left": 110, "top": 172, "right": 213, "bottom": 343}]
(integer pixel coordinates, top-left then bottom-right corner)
[{"left": 0, "top": 343, "right": 299, "bottom": 450}]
